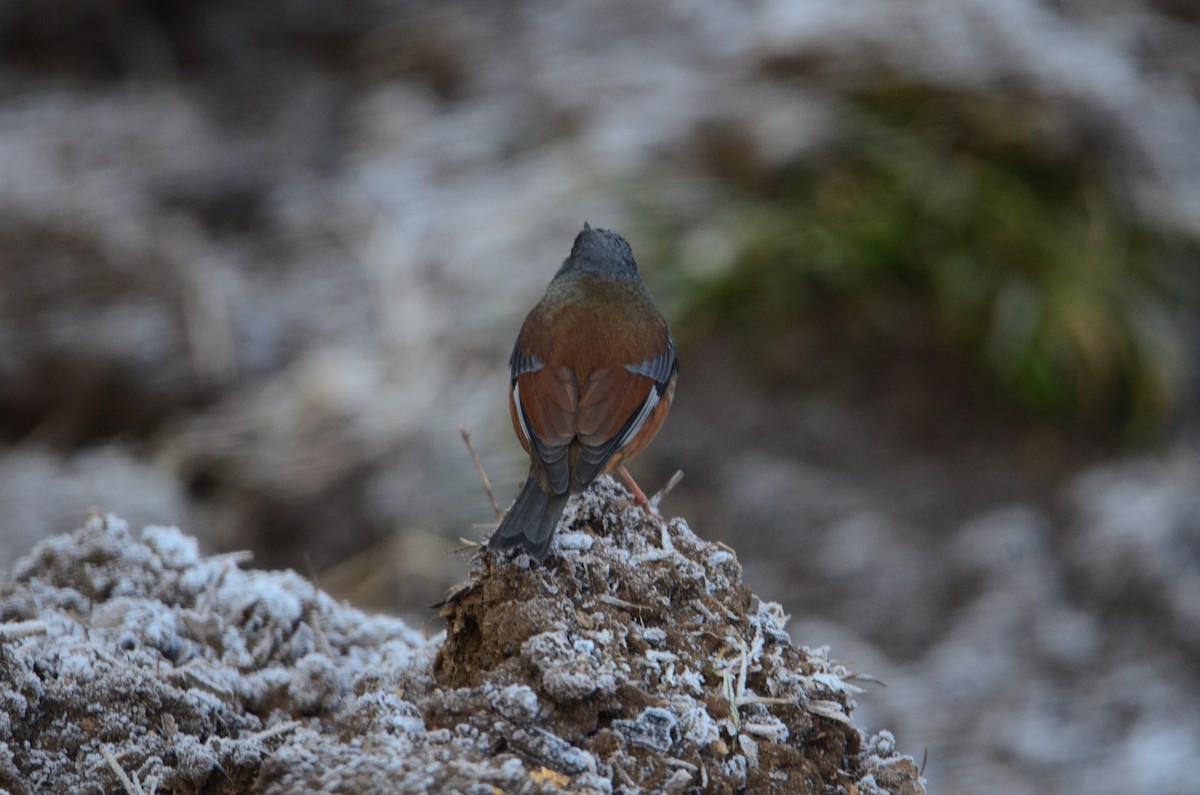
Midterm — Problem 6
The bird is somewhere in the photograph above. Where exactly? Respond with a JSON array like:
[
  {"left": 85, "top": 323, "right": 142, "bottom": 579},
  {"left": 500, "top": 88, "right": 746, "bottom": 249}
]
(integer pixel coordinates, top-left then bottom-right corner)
[{"left": 488, "top": 224, "right": 678, "bottom": 561}]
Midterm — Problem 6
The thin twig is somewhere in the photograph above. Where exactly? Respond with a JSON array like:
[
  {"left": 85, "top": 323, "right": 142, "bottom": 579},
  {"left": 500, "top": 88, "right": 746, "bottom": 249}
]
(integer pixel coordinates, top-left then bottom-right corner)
[
  {"left": 613, "top": 761, "right": 637, "bottom": 789},
  {"left": 100, "top": 746, "right": 145, "bottom": 795},
  {"left": 734, "top": 696, "right": 793, "bottom": 706},
  {"left": 247, "top": 720, "right": 302, "bottom": 744},
  {"left": 664, "top": 758, "right": 699, "bottom": 772},
  {"left": 210, "top": 550, "right": 254, "bottom": 566},
  {"left": 460, "top": 426, "right": 502, "bottom": 519},
  {"left": 846, "top": 671, "right": 888, "bottom": 687},
  {"left": 0, "top": 620, "right": 48, "bottom": 640},
  {"left": 302, "top": 556, "right": 336, "bottom": 659},
  {"left": 447, "top": 542, "right": 484, "bottom": 559},
  {"left": 596, "top": 593, "right": 662, "bottom": 614},
  {"left": 650, "top": 469, "right": 684, "bottom": 510}
]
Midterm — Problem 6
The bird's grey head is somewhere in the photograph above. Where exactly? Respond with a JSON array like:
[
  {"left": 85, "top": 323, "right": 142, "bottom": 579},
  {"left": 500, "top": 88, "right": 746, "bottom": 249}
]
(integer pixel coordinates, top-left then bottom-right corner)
[{"left": 555, "top": 224, "right": 641, "bottom": 280}]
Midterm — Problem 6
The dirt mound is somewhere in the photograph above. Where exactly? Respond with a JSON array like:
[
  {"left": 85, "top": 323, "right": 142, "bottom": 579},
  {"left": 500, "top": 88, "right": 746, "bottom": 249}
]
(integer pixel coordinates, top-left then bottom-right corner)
[
  {"left": 436, "top": 478, "right": 921, "bottom": 794},
  {"left": 0, "top": 483, "right": 923, "bottom": 793}
]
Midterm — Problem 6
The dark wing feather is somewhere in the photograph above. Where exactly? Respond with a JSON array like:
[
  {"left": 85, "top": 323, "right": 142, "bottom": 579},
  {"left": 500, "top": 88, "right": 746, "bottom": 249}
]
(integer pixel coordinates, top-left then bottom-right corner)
[
  {"left": 510, "top": 339, "right": 545, "bottom": 380},
  {"left": 623, "top": 334, "right": 677, "bottom": 395}
]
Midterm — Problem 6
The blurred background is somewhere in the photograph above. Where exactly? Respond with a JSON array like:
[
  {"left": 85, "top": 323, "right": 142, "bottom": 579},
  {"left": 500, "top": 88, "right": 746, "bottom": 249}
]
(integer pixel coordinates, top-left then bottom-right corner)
[{"left": 2, "top": 0, "right": 1199, "bottom": 791}]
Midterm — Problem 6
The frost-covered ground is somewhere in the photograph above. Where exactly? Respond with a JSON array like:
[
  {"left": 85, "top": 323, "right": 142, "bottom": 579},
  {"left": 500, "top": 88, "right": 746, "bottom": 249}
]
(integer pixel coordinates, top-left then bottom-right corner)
[
  {"left": 0, "top": 484, "right": 923, "bottom": 794},
  {"left": 772, "top": 452, "right": 1200, "bottom": 795},
  {"left": 2, "top": 1, "right": 1200, "bottom": 793}
]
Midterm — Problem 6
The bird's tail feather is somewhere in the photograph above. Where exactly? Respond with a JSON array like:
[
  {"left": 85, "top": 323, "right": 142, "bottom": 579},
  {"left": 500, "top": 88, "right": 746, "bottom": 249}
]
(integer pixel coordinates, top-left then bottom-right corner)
[{"left": 488, "top": 477, "right": 569, "bottom": 561}]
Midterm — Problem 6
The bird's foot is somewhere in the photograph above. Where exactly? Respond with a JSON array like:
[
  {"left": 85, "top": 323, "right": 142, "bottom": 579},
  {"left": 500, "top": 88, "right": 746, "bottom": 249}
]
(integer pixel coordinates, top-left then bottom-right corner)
[{"left": 617, "top": 465, "right": 667, "bottom": 521}]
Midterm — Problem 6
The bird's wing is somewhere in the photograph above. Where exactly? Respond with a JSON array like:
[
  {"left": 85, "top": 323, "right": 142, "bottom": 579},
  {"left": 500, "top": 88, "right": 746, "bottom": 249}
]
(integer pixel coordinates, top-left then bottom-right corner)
[
  {"left": 572, "top": 333, "right": 677, "bottom": 490},
  {"left": 511, "top": 341, "right": 578, "bottom": 494}
]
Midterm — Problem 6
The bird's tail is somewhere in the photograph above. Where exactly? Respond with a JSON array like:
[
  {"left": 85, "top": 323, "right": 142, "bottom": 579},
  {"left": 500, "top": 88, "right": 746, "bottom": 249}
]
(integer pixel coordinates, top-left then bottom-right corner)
[{"left": 488, "top": 475, "right": 570, "bottom": 561}]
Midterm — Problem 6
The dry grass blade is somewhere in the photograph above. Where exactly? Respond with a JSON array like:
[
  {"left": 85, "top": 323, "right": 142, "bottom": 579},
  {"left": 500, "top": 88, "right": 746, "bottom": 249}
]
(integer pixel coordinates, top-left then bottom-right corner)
[
  {"left": 460, "top": 425, "right": 502, "bottom": 520},
  {"left": 651, "top": 469, "right": 684, "bottom": 510},
  {"left": 100, "top": 745, "right": 145, "bottom": 795},
  {"left": 0, "top": 620, "right": 49, "bottom": 640}
]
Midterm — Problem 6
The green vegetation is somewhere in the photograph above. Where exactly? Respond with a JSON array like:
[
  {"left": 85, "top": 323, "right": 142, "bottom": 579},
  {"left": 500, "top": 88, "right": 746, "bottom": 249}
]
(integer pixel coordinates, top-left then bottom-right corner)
[{"left": 670, "top": 84, "right": 1195, "bottom": 434}]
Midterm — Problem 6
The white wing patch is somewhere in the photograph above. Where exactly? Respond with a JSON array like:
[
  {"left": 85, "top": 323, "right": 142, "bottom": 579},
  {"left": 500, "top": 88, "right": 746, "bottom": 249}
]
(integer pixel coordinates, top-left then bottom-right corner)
[
  {"left": 513, "top": 382, "right": 532, "bottom": 446},
  {"left": 618, "top": 387, "right": 660, "bottom": 452}
]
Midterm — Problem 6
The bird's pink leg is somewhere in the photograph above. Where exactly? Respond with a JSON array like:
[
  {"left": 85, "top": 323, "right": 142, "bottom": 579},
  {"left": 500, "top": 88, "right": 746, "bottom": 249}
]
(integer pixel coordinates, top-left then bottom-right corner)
[{"left": 618, "top": 465, "right": 658, "bottom": 516}]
